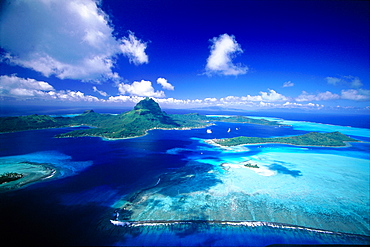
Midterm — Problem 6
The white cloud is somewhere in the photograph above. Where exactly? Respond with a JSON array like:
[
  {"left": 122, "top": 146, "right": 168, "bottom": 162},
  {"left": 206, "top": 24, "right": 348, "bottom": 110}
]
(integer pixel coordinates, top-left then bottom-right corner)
[
  {"left": 156, "top": 78, "right": 174, "bottom": 90},
  {"left": 0, "top": 74, "right": 103, "bottom": 102},
  {"left": 282, "top": 81, "right": 294, "bottom": 87},
  {"left": 117, "top": 80, "right": 165, "bottom": 98},
  {"left": 49, "top": 90, "right": 101, "bottom": 102},
  {"left": 205, "top": 33, "right": 248, "bottom": 76},
  {"left": 0, "top": 0, "right": 148, "bottom": 82},
  {"left": 341, "top": 89, "right": 370, "bottom": 101},
  {"left": 326, "top": 76, "right": 363, "bottom": 88},
  {"left": 92, "top": 86, "right": 108, "bottom": 97},
  {"left": 154, "top": 98, "right": 202, "bottom": 105},
  {"left": 106, "top": 96, "right": 203, "bottom": 107},
  {"left": 295, "top": 91, "right": 340, "bottom": 102},
  {"left": 345, "top": 76, "right": 363, "bottom": 88},
  {"left": 294, "top": 91, "right": 316, "bottom": 102},
  {"left": 283, "top": 102, "right": 323, "bottom": 109},
  {"left": 245, "top": 89, "right": 288, "bottom": 102},
  {"left": 326, "top": 77, "right": 342, "bottom": 86},
  {"left": 107, "top": 95, "right": 144, "bottom": 103},
  {"left": 0, "top": 74, "right": 55, "bottom": 97},
  {"left": 317, "top": 91, "right": 341, "bottom": 101},
  {"left": 204, "top": 97, "right": 217, "bottom": 102},
  {"left": 220, "top": 95, "right": 244, "bottom": 102},
  {"left": 119, "top": 32, "right": 149, "bottom": 65}
]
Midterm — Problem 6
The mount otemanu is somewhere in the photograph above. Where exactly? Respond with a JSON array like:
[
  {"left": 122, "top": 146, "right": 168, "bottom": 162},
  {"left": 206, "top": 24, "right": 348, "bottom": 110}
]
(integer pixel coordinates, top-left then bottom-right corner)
[{"left": 0, "top": 97, "right": 286, "bottom": 139}]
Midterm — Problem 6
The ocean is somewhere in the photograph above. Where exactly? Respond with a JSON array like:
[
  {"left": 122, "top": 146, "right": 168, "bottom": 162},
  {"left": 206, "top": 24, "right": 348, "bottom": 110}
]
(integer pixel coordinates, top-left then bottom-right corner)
[{"left": 0, "top": 108, "right": 369, "bottom": 246}]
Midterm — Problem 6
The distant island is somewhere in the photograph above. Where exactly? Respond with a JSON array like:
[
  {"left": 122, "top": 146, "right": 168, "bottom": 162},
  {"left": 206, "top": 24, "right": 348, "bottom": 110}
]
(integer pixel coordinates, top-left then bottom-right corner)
[
  {"left": 209, "top": 131, "right": 359, "bottom": 147},
  {"left": 0, "top": 97, "right": 286, "bottom": 139}
]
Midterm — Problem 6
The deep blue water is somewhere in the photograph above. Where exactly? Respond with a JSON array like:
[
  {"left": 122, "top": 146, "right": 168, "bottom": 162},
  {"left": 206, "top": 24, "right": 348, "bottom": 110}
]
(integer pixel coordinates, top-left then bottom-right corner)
[{"left": 0, "top": 110, "right": 369, "bottom": 246}]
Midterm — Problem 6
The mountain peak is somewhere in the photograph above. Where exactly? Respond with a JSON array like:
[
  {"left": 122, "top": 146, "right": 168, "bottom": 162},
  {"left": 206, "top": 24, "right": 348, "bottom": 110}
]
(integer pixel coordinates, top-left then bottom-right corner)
[
  {"left": 83, "top": 109, "right": 95, "bottom": 114},
  {"left": 134, "top": 97, "right": 163, "bottom": 115}
]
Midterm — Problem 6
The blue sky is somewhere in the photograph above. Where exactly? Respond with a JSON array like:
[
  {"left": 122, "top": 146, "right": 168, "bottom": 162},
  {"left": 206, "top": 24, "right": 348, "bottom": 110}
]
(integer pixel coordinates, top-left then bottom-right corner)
[{"left": 0, "top": 0, "right": 369, "bottom": 112}]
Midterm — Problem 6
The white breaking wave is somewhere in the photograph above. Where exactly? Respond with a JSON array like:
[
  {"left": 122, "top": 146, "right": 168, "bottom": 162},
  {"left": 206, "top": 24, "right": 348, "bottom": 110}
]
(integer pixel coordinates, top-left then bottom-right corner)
[{"left": 110, "top": 219, "right": 339, "bottom": 235}]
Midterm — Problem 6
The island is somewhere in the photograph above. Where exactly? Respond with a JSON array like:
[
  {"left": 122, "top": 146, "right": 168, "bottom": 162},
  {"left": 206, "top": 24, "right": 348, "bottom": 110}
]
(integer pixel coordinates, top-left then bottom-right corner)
[
  {"left": 0, "top": 161, "right": 56, "bottom": 192},
  {"left": 0, "top": 97, "right": 286, "bottom": 139},
  {"left": 0, "top": 172, "right": 24, "bottom": 184},
  {"left": 209, "top": 131, "right": 359, "bottom": 147}
]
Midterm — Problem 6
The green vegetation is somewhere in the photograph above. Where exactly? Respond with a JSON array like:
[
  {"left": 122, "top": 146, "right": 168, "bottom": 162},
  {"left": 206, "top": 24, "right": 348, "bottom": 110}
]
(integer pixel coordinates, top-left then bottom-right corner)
[
  {"left": 213, "top": 131, "right": 359, "bottom": 147},
  {"left": 242, "top": 161, "right": 259, "bottom": 168},
  {"left": 0, "top": 114, "right": 71, "bottom": 132},
  {"left": 0, "top": 97, "right": 286, "bottom": 139},
  {"left": 55, "top": 98, "right": 213, "bottom": 139},
  {"left": 0, "top": 172, "right": 23, "bottom": 184},
  {"left": 215, "top": 115, "right": 284, "bottom": 126}
]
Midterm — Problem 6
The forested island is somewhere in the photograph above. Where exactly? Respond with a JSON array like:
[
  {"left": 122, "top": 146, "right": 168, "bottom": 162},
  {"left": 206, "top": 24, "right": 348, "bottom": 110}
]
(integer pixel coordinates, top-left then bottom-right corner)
[
  {"left": 211, "top": 131, "right": 359, "bottom": 147},
  {"left": 0, "top": 97, "right": 286, "bottom": 139},
  {"left": 0, "top": 172, "right": 24, "bottom": 184}
]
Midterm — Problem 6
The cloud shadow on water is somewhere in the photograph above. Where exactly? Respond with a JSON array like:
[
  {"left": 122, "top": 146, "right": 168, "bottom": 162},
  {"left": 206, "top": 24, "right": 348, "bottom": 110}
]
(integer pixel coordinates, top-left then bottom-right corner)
[{"left": 268, "top": 163, "right": 302, "bottom": 177}]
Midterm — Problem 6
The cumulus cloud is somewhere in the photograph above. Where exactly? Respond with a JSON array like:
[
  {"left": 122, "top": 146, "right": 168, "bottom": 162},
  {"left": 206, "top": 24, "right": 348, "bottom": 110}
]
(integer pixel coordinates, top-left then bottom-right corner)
[
  {"left": 0, "top": 74, "right": 102, "bottom": 102},
  {"left": 119, "top": 32, "right": 149, "bottom": 65},
  {"left": 245, "top": 89, "right": 288, "bottom": 102},
  {"left": 92, "top": 86, "right": 108, "bottom": 97},
  {"left": 346, "top": 76, "right": 363, "bottom": 88},
  {"left": 341, "top": 89, "right": 370, "bottom": 101},
  {"left": 326, "top": 77, "right": 342, "bottom": 86},
  {"left": 283, "top": 81, "right": 294, "bottom": 87},
  {"left": 117, "top": 80, "right": 165, "bottom": 98},
  {"left": 156, "top": 78, "right": 174, "bottom": 90},
  {"left": 205, "top": 34, "right": 248, "bottom": 76},
  {"left": 0, "top": 0, "right": 148, "bottom": 82},
  {"left": 107, "top": 95, "right": 144, "bottom": 103},
  {"left": 204, "top": 97, "right": 217, "bottom": 102},
  {"left": 0, "top": 74, "right": 54, "bottom": 97},
  {"left": 155, "top": 97, "right": 202, "bottom": 105},
  {"left": 283, "top": 102, "right": 323, "bottom": 109},
  {"left": 48, "top": 90, "right": 101, "bottom": 102},
  {"left": 295, "top": 89, "right": 370, "bottom": 102},
  {"left": 326, "top": 76, "right": 363, "bottom": 88},
  {"left": 106, "top": 96, "right": 203, "bottom": 107},
  {"left": 295, "top": 91, "right": 340, "bottom": 102}
]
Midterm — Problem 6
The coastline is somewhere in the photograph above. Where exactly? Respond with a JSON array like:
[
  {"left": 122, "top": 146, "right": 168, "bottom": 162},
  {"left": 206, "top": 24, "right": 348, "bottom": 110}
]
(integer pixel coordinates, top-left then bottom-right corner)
[
  {"left": 204, "top": 139, "right": 359, "bottom": 149},
  {"left": 99, "top": 123, "right": 215, "bottom": 141}
]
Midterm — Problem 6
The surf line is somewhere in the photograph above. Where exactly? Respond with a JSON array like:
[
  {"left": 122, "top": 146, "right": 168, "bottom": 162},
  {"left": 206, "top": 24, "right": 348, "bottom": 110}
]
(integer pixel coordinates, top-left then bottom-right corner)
[
  {"left": 110, "top": 219, "right": 370, "bottom": 241},
  {"left": 109, "top": 220, "right": 335, "bottom": 234}
]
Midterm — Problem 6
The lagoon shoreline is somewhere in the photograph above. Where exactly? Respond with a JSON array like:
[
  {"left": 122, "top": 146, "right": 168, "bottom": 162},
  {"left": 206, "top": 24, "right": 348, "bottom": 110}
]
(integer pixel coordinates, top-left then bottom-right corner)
[{"left": 204, "top": 138, "right": 359, "bottom": 149}]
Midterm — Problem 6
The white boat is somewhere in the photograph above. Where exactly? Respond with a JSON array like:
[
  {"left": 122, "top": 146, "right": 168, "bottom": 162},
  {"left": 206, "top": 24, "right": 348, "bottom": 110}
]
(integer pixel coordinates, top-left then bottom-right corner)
[
  {"left": 227, "top": 128, "right": 231, "bottom": 133},
  {"left": 207, "top": 129, "right": 212, "bottom": 133}
]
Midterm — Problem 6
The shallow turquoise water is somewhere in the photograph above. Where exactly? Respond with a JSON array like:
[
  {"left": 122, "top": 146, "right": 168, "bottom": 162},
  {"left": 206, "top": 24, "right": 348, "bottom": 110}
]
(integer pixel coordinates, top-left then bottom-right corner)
[
  {"left": 111, "top": 117, "right": 370, "bottom": 245},
  {"left": 0, "top": 115, "right": 369, "bottom": 246}
]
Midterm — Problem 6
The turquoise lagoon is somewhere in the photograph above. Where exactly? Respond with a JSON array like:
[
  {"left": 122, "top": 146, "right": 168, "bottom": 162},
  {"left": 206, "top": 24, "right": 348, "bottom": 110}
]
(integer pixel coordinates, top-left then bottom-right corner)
[
  {"left": 110, "top": 117, "right": 370, "bottom": 245},
  {"left": 0, "top": 114, "right": 369, "bottom": 246}
]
